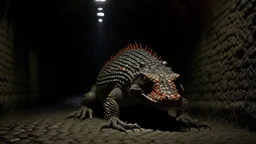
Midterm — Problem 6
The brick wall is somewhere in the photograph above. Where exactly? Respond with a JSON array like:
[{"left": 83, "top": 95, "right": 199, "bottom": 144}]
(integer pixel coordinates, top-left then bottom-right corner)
[
  {"left": 0, "top": 16, "right": 40, "bottom": 112},
  {"left": 186, "top": 0, "right": 256, "bottom": 130}
]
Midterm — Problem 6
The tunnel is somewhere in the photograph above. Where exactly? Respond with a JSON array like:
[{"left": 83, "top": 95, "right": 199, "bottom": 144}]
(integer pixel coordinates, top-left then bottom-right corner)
[{"left": 0, "top": 0, "right": 256, "bottom": 143}]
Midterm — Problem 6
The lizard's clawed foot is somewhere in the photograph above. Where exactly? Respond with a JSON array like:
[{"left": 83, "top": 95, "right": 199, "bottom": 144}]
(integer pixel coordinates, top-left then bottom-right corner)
[
  {"left": 65, "top": 106, "right": 93, "bottom": 121},
  {"left": 100, "top": 117, "right": 142, "bottom": 134},
  {"left": 176, "top": 113, "right": 211, "bottom": 131}
]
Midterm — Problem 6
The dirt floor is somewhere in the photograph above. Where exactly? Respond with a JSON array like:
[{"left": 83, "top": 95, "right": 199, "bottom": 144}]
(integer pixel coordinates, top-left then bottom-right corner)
[{"left": 0, "top": 106, "right": 256, "bottom": 144}]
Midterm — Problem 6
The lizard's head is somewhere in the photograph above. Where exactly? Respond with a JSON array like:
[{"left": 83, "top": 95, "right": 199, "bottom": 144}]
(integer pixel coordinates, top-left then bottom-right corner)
[{"left": 129, "top": 61, "right": 183, "bottom": 105}]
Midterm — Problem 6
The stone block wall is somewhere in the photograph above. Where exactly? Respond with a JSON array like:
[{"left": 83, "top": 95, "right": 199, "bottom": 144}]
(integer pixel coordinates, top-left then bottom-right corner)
[
  {"left": 0, "top": 17, "right": 40, "bottom": 112},
  {"left": 186, "top": 0, "right": 256, "bottom": 130}
]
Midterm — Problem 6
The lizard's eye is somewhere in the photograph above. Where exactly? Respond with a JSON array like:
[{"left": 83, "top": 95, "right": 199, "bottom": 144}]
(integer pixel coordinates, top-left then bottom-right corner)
[
  {"left": 136, "top": 74, "right": 148, "bottom": 81},
  {"left": 142, "top": 75, "right": 147, "bottom": 80},
  {"left": 162, "top": 61, "right": 168, "bottom": 65}
]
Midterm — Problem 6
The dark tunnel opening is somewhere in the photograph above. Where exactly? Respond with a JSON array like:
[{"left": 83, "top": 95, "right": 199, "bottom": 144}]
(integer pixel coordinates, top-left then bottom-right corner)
[{"left": 1, "top": 0, "right": 256, "bottom": 143}]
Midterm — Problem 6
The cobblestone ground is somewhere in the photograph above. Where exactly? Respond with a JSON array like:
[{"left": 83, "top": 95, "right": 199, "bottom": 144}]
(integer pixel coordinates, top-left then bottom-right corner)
[{"left": 0, "top": 107, "right": 256, "bottom": 144}]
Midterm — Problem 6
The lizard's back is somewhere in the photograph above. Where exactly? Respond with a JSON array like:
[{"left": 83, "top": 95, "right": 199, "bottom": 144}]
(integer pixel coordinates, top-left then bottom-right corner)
[{"left": 95, "top": 43, "right": 161, "bottom": 102}]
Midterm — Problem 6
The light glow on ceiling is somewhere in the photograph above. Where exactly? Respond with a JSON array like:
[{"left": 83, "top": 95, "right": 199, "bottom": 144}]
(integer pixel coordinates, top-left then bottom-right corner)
[
  {"left": 97, "top": 12, "right": 104, "bottom": 17},
  {"left": 98, "top": 19, "right": 103, "bottom": 22},
  {"left": 95, "top": 1, "right": 105, "bottom": 23},
  {"left": 95, "top": 0, "right": 106, "bottom": 2}
]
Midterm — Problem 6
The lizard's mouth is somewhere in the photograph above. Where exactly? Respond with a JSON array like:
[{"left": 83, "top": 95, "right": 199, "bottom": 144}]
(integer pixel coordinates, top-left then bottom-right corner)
[
  {"left": 141, "top": 93, "right": 180, "bottom": 103},
  {"left": 141, "top": 86, "right": 181, "bottom": 103},
  {"left": 141, "top": 74, "right": 181, "bottom": 103},
  {"left": 130, "top": 73, "right": 182, "bottom": 103}
]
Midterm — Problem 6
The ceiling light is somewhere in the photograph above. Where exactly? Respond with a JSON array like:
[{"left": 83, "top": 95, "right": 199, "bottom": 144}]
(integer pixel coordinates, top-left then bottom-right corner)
[
  {"left": 95, "top": 0, "right": 106, "bottom": 2},
  {"left": 97, "top": 12, "right": 104, "bottom": 17}
]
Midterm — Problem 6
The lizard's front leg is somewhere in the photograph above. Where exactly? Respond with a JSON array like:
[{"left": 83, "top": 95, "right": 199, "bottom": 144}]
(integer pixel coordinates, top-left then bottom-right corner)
[
  {"left": 173, "top": 97, "right": 211, "bottom": 131},
  {"left": 100, "top": 87, "right": 141, "bottom": 134},
  {"left": 65, "top": 85, "right": 96, "bottom": 121}
]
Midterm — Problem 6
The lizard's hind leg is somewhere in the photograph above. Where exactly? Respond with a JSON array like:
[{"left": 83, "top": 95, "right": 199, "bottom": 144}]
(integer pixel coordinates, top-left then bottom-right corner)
[{"left": 65, "top": 85, "right": 97, "bottom": 121}]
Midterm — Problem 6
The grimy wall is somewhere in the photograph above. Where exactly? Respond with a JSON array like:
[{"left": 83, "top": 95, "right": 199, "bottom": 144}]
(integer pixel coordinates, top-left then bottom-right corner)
[
  {"left": 186, "top": 0, "right": 256, "bottom": 130},
  {"left": 0, "top": 16, "right": 40, "bottom": 112}
]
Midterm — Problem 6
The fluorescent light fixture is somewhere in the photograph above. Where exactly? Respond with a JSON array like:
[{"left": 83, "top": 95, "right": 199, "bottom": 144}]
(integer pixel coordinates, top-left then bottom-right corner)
[
  {"left": 95, "top": 0, "right": 106, "bottom": 2},
  {"left": 98, "top": 8, "right": 103, "bottom": 11},
  {"left": 97, "top": 12, "right": 104, "bottom": 17},
  {"left": 98, "top": 19, "right": 103, "bottom": 22}
]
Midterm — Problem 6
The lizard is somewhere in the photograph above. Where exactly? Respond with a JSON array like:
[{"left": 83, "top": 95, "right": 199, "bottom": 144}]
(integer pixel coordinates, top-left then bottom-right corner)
[{"left": 65, "top": 42, "right": 211, "bottom": 133}]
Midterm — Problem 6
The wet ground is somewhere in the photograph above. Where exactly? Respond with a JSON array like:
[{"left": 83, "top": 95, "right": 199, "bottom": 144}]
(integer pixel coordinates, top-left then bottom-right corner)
[{"left": 0, "top": 106, "right": 256, "bottom": 144}]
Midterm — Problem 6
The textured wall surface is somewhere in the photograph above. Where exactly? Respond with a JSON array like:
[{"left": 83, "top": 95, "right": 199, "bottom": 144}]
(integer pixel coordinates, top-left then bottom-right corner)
[
  {"left": 186, "top": 0, "right": 256, "bottom": 130},
  {"left": 0, "top": 17, "right": 40, "bottom": 112}
]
